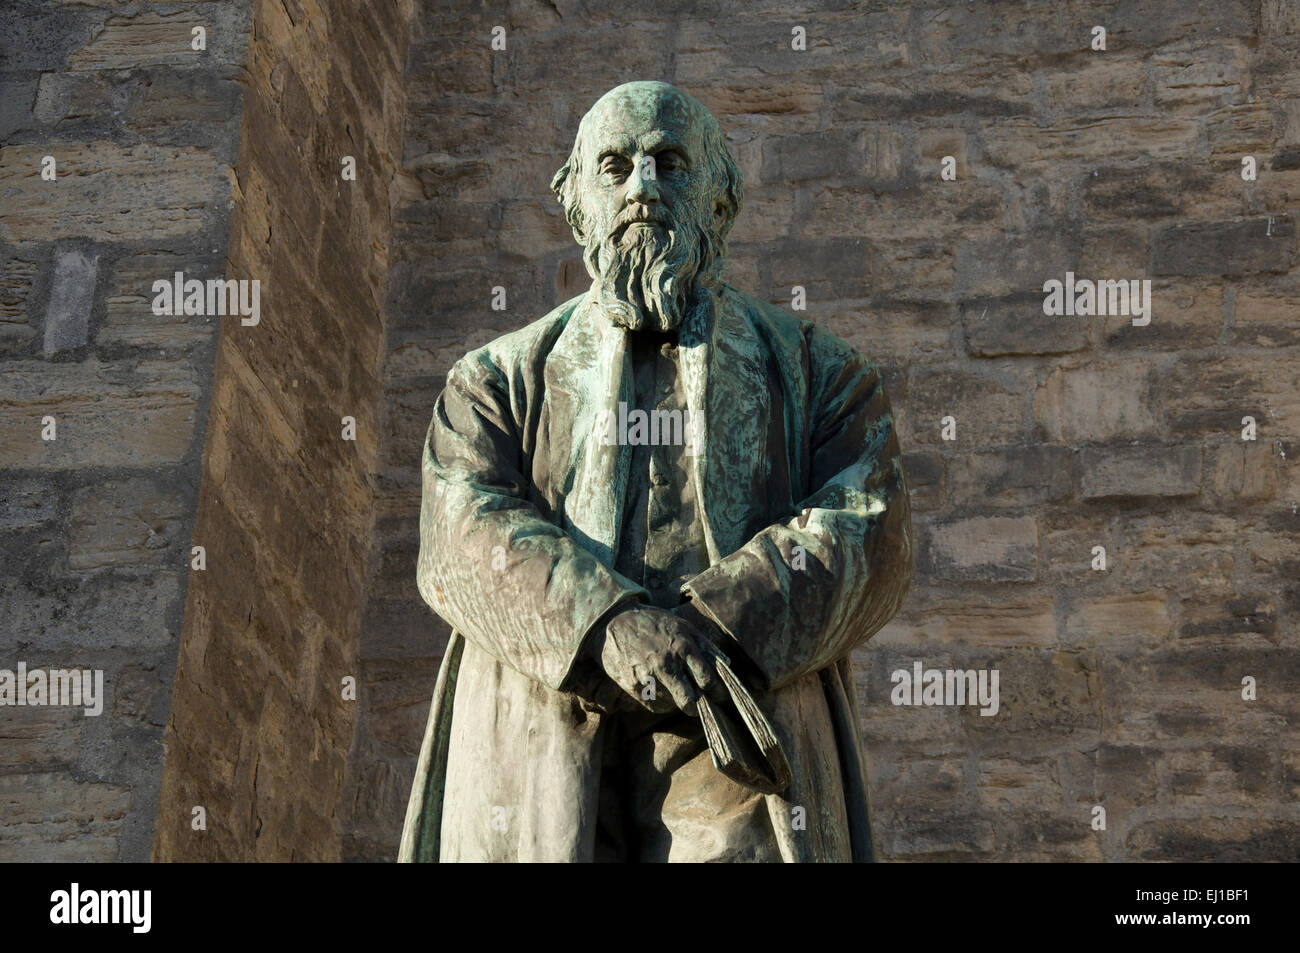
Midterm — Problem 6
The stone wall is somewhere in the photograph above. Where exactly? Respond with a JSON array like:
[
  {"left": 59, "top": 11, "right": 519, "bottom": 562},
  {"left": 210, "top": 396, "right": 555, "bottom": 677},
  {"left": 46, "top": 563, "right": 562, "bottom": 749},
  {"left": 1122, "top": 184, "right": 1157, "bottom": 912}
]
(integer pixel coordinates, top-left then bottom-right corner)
[
  {"left": 0, "top": 0, "right": 251, "bottom": 862},
  {"left": 152, "top": 0, "right": 414, "bottom": 861},
  {"left": 345, "top": 0, "right": 1300, "bottom": 860},
  {"left": 4, "top": 0, "right": 1296, "bottom": 864}
]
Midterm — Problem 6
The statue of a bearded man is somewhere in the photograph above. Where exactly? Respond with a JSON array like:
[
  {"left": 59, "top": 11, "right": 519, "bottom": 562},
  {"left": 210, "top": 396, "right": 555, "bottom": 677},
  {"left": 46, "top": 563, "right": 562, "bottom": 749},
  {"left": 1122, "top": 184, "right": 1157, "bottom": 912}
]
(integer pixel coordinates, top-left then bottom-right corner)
[{"left": 399, "top": 80, "right": 914, "bottom": 863}]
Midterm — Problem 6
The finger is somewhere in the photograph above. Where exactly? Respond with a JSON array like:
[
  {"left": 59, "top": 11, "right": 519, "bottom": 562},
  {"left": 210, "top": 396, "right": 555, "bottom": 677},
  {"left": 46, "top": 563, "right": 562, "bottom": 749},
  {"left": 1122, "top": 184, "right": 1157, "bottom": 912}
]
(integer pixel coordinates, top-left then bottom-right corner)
[
  {"left": 658, "top": 671, "right": 701, "bottom": 717},
  {"left": 682, "top": 650, "right": 727, "bottom": 704}
]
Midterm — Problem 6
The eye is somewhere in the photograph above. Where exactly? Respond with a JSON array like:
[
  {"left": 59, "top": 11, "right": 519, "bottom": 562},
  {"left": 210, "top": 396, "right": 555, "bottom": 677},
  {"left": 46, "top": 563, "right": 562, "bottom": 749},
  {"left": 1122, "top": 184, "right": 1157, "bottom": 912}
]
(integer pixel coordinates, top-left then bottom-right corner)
[
  {"left": 599, "top": 155, "right": 631, "bottom": 179},
  {"left": 656, "top": 151, "right": 684, "bottom": 172}
]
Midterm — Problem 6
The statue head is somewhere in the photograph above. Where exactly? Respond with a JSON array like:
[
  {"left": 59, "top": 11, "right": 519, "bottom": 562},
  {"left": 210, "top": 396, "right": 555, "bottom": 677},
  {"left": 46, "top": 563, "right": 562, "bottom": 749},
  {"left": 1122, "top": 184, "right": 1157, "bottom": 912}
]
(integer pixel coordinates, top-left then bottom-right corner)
[{"left": 551, "top": 81, "right": 744, "bottom": 332}]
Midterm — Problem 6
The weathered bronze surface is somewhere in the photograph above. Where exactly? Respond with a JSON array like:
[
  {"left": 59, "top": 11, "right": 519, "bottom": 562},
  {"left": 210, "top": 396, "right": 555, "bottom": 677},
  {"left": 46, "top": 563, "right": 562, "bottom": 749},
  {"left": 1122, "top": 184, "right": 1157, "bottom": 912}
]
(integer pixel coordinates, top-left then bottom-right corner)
[{"left": 400, "top": 81, "right": 914, "bottom": 863}]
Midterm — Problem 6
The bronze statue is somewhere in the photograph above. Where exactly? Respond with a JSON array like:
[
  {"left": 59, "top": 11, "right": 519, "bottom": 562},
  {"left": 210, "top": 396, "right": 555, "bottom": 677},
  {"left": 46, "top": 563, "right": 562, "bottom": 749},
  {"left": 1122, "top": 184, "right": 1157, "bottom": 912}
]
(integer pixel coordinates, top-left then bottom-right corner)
[{"left": 400, "top": 81, "right": 914, "bottom": 862}]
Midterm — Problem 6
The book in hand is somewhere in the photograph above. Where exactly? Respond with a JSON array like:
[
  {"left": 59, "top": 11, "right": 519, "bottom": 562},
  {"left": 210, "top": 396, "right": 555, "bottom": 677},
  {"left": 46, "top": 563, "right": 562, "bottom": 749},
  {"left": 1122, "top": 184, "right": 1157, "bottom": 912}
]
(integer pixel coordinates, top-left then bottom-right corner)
[{"left": 695, "top": 642, "right": 793, "bottom": 796}]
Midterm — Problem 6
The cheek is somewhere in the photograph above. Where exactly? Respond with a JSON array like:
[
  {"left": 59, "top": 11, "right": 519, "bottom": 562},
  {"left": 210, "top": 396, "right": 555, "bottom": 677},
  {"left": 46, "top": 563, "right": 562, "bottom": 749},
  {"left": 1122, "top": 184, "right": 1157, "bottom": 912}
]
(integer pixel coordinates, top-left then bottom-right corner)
[
  {"left": 583, "top": 191, "right": 620, "bottom": 230},
  {"left": 678, "top": 177, "right": 712, "bottom": 218}
]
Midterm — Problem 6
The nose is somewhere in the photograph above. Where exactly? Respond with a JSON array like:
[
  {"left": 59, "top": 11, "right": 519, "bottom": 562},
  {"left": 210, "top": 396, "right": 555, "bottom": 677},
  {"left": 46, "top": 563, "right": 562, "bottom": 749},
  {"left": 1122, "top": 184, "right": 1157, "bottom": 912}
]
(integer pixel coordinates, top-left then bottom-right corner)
[{"left": 626, "top": 156, "right": 660, "bottom": 205}]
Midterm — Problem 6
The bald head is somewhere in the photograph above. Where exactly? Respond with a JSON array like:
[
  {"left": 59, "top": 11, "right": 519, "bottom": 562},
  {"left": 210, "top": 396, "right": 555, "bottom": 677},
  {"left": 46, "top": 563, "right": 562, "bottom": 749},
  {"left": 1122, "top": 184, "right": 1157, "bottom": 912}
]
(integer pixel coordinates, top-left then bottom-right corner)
[
  {"left": 576, "top": 82, "right": 717, "bottom": 178},
  {"left": 550, "top": 82, "right": 743, "bottom": 330}
]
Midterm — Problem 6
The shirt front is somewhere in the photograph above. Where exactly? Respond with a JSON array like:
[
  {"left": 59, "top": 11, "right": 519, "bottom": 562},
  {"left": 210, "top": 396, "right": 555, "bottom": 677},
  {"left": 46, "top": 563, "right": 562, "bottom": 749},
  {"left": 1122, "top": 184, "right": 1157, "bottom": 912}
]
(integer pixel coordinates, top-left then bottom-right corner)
[{"left": 613, "top": 328, "right": 709, "bottom": 606}]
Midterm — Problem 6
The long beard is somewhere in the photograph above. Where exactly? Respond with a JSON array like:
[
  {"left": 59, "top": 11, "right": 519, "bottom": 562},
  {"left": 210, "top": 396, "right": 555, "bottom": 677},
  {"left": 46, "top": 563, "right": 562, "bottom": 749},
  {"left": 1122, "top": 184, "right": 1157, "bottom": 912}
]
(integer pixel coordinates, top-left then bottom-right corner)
[{"left": 586, "top": 218, "right": 720, "bottom": 332}]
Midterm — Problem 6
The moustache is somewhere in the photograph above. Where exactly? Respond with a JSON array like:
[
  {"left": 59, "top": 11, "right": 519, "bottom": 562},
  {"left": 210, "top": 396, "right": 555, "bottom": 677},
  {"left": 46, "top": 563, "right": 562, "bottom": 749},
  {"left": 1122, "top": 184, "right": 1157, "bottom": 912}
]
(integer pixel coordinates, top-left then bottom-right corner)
[{"left": 609, "top": 207, "right": 674, "bottom": 239}]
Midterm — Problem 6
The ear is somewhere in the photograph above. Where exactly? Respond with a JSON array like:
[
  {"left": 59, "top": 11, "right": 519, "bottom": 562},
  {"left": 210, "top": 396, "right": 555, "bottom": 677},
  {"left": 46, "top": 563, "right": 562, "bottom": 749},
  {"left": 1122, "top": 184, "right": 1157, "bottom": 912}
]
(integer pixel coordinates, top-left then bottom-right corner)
[
  {"left": 549, "top": 161, "right": 569, "bottom": 199},
  {"left": 550, "top": 158, "right": 588, "bottom": 246}
]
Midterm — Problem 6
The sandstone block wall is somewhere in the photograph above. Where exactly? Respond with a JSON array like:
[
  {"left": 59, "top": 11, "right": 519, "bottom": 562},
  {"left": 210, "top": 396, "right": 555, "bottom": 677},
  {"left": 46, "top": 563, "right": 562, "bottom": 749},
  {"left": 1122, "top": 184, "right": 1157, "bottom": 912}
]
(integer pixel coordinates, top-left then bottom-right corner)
[
  {"left": 346, "top": 0, "right": 1300, "bottom": 861},
  {"left": 0, "top": 0, "right": 251, "bottom": 862},
  {"left": 3, "top": 0, "right": 1295, "bottom": 864}
]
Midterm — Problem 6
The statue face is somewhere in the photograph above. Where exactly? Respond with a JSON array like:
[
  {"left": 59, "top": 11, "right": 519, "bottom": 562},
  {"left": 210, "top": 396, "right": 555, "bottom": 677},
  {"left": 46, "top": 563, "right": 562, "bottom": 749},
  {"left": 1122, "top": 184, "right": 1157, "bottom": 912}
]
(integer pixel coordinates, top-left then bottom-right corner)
[
  {"left": 576, "top": 89, "right": 715, "bottom": 259},
  {"left": 558, "top": 82, "right": 737, "bottom": 333}
]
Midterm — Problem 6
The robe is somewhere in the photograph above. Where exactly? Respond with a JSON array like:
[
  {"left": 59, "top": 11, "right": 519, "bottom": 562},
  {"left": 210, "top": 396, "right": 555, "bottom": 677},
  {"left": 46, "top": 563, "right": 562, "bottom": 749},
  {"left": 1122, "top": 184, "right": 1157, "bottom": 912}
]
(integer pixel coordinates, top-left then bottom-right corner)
[{"left": 398, "top": 280, "right": 914, "bottom": 862}]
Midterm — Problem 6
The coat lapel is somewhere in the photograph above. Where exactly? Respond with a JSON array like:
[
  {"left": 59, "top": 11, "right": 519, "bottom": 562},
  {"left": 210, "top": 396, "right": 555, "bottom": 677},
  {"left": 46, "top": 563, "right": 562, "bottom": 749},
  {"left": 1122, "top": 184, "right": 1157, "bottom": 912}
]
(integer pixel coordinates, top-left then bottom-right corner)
[
  {"left": 547, "top": 289, "right": 634, "bottom": 568},
  {"left": 679, "top": 286, "right": 772, "bottom": 563}
]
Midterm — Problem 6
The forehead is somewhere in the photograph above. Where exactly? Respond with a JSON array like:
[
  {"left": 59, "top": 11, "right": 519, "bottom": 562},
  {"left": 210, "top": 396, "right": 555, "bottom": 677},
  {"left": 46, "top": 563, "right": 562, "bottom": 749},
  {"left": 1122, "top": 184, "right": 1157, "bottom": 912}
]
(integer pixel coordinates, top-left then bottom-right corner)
[{"left": 579, "top": 91, "right": 705, "bottom": 157}]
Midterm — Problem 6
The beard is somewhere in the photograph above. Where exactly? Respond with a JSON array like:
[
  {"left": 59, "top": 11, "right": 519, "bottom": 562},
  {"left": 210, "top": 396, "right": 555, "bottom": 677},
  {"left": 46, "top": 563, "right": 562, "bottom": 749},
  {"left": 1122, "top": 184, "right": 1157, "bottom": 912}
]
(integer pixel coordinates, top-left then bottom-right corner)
[{"left": 585, "top": 211, "right": 722, "bottom": 332}]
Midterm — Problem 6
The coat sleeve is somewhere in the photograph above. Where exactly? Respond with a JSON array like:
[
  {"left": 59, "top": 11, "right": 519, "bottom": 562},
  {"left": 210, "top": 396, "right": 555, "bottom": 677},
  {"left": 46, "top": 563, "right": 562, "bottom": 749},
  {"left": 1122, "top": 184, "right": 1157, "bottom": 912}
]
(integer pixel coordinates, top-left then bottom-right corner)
[
  {"left": 682, "top": 328, "right": 914, "bottom": 693},
  {"left": 416, "top": 350, "right": 648, "bottom": 692}
]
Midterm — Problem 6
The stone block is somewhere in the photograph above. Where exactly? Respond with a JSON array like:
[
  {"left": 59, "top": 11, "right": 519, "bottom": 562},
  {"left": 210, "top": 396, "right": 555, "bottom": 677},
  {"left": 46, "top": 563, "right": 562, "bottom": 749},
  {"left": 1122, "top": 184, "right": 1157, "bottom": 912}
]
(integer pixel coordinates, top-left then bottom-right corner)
[
  {"left": 0, "top": 0, "right": 102, "bottom": 72},
  {"left": 990, "top": 650, "right": 1101, "bottom": 736},
  {"left": 1177, "top": 593, "right": 1277, "bottom": 642},
  {"left": 0, "top": 771, "right": 131, "bottom": 863},
  {"left": 918, "top": 515, "right": 1038, "bottom": 582},
  {"left": 768, "top": 237, "right": 871, "bottom": 301},
  {"left": 947, "top": 444, "right": 1072, "bottom": 507},
  {"left": 983, "top": 118, "right": 1199, "bottom": 169},
  {"left": 963, "top": 294, "right": 1090, "bottom": 357},
  {"left": 3, "top": 573, "right": 183, "bottom": 652},
  {"left": 1153, "top": 218, "right": 1297, "bottom": 277},
  {"left": 875, "top": 592, "right": 1057, "bottom": 648},
  {"left": 1065, "top": 592, "right": 1172, "bottom": 648},
  {"left": 1077, "top": 444, "right": 1201, "bottom": 499},
  {"left": 0, "top": 251, "right": 39, "bottom": 323},
  {"left": 33, "top": 71, "right": 113, "bottom": 126},
  {"left": 1126, "top": 817, "right": 1299, "bottom": 862},
  {"left": 1203, "top": 439, "right": 1282, "bottom": 501},
  {"left": 901, "top": 364, "right": 1025, "bottom": 447},
  {"left": 68, "top": 478, "right": 188, "bottom": 570},
  {"left": 1034, "top": 362, "right": 1158, "bottom": 443},
  {"left": 0, "top": 142, "right": 227, "bottom": 243},
  {"left": 1100, "top": 280, "right": 1224, "bottom": 350},
  {"left": 0, "top": 708, "right": 82, "bottom": 767},
  {"left": 43, "top": 247, "right": 100, "bottom": 356},
  {"left": 761, "top": 130, "right": 862, "bottom": 183},
  {"left": 1231, "top": 287, "right": 1300, "bottom": 347},
  {"left": 824, "top": 303, "right": 953, "bottom": 365},
  {"left": 976, "top": 755, "right": 1063, "bottom": 813},
  {"left": 1151, "top": 40, "right": 1248, "bottom": 112},
  {"left": 0, "top": 360, "right": 198, "bottom": 469}
]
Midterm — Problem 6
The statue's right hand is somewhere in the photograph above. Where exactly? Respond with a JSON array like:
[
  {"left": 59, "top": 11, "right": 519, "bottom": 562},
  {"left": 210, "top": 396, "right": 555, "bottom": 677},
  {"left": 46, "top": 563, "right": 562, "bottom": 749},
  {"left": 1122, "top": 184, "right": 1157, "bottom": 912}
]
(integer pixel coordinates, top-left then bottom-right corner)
[{"left": 594, "top": 605, "right": 717, "bottom": 715}]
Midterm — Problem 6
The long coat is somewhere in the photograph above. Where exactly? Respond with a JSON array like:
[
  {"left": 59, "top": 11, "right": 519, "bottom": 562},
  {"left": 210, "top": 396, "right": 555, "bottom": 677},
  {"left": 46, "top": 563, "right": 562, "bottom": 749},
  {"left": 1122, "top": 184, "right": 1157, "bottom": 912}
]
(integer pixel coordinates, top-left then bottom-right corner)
[{"left": 399, "top": 282, "right": 914, "bottom": 862}]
